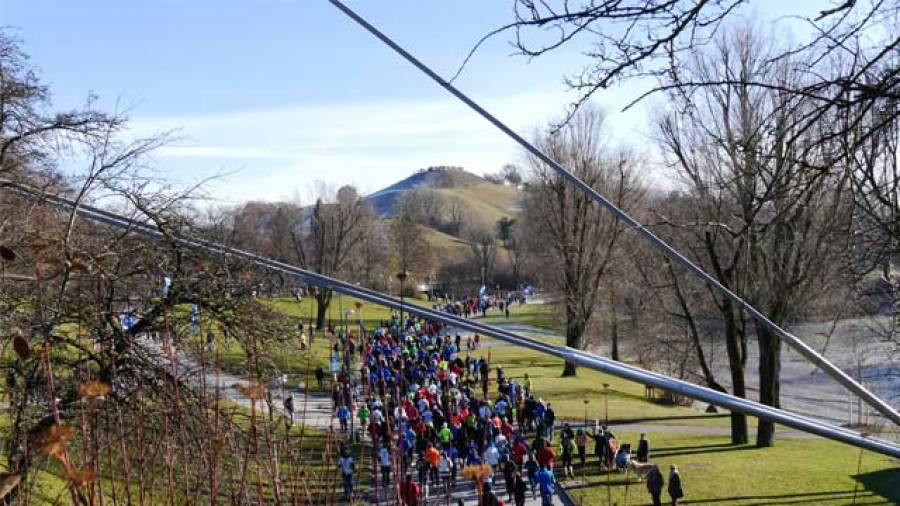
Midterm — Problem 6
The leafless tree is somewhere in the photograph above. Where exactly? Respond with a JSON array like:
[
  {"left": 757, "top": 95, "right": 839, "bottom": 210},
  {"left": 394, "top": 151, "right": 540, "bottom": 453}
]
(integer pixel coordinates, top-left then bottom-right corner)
[
  {"left": 291, "top": 185, "right": 373, "bottom": 329},
  {"left": 654, "top": 26, "right": 858, "bottom": 446},
  {"left": 465, "top": 221, "right": 498, "bottom": 286},
  {"left": 350, "top": 217, "right": 389, "bottom": 290},
  {"left": 462, "top": 1, "right": 898, "bottom": 152},
  {"left": 390, "top": 212, "right": 432, "bottom": 288},
  {"left": 445, "top": 197, "right": 469, "bottom": 236},
  {"left": 394, "top": 187, "right": 443, "bottom": 228},
  {"left": 522, "top": 106, "right": 642, "bottom": 376}
]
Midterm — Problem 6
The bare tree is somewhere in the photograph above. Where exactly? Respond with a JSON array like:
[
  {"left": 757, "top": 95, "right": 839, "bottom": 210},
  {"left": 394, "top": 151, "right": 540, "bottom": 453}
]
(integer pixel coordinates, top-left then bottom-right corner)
[
  {"left": 291, "top": 185, "right": 372, "bottom": 329},
  {"left": 463, "top": 1, "right": 898, "bottom": 152},
  {"left": 394, "top": 187, "right": 443, "bottom": 228},
  {"left": 655, "top": 26, "right": 857, "bottom": 446},
  {"left": 351, "top": 217, "right": 389, "bottom": 290},
  {"left": 390, "top": 212, "right": 432, "bottom": 288},
  {"left": 465, "top": 221, "right": 498, "bottom": 286},
  {"left": 522, "top": 106, "right": 642, "bottom": 376},
  {"left": 445, "top": 197, "right": 469, "bottom": 236}
]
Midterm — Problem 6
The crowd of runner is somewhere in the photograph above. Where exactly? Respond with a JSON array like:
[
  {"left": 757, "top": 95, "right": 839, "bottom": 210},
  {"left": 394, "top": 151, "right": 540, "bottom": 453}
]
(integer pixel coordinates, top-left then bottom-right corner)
[{"left": 301, "top": 306, "right": 685, "bottom": 506}]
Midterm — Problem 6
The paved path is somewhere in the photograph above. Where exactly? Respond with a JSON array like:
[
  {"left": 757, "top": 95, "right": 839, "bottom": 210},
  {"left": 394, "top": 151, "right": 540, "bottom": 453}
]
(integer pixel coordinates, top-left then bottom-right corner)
[
  {"left": 139, "top": 337, "right": 334, "bottom": 429},
  {"left": 371, "top": 467, "right": 572, "bottom": 506}
]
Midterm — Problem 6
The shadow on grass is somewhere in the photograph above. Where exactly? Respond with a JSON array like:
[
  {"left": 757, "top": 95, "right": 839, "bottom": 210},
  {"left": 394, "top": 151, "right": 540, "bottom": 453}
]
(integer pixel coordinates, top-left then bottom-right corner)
[
  {"left": 854, "top": 467, "right": 900, "bottom": 503},
  {"left": 566, "top": 483, "right": 889, "bottom": 505},
  {"left": 607, "top": 413, "right": 730, "bottom": 425},
  {"left": 680, "top": 489, "right": 887, "bottom": 505},
  {"left": 652, "top": 444, "right": 757, "bottom": 458},
  {"left": 646, "top": 441, "right": 739, "bottom": 453}
]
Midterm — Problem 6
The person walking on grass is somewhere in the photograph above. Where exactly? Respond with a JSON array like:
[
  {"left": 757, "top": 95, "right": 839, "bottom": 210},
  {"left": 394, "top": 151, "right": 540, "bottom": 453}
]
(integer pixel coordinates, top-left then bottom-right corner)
[
  {"left": 668, "top": 465, "right": 684, "bottom": 506},
  {"left": 646, "top": 464, "right": 664, "bottom": 506}
]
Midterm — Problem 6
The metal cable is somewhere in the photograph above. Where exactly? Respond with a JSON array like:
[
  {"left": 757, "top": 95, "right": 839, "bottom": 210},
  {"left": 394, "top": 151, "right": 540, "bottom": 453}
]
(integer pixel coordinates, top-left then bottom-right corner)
[{"left": 326, "top": 0, "right": 900, "bottom": 427}]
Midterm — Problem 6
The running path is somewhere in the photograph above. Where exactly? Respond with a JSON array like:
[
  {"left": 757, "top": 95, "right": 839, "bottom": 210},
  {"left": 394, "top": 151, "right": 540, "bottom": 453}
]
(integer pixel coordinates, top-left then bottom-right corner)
[
  {"left": 368, "top": 462, "right": 573, "bottom": 506},
  {"left": 137, "top": 336, "right": 334, "bottom": 429},
  {"left": 139, "top": 334, "right": 576, "bottom": 505}
]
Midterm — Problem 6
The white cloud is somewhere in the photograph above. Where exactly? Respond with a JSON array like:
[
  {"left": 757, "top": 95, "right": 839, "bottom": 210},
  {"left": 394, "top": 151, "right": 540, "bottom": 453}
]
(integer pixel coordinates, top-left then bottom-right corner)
[{"left": 128, "top": 87, "right": 652, "bottom": 204}]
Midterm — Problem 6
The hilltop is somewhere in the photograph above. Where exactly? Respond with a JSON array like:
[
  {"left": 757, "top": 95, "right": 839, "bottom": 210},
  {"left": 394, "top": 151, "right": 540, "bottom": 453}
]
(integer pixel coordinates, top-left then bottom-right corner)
[{"left": 366, "top": 166, "right": 520, "bottom": 223}]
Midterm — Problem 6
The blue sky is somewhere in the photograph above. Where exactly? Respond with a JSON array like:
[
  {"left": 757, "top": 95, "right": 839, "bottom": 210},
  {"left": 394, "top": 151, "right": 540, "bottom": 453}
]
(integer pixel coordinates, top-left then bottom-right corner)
[{"left": 1, "top": 0, "right": 813, "bottom": 204}]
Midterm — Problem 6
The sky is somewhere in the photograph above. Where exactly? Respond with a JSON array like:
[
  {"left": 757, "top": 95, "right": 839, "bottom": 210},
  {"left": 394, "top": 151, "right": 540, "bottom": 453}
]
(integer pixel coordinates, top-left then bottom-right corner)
[{"left": 0, "top": 0, "right": 817, "bottom": 204}]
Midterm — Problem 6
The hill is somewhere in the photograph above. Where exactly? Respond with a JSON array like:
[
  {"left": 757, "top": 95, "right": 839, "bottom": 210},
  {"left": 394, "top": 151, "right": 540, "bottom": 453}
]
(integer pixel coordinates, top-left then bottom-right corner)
[
  {"left": 366, "top": 166, "right": 519, "bottom": 223},
  {"left": 367, "top": 166, "right": 521, "bottom": 264}
]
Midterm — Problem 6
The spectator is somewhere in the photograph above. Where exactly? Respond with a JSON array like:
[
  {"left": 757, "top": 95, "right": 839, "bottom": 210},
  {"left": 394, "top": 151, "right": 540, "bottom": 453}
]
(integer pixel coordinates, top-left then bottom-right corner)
[
  {"left": 646, "top": 464, "right": 664, "bottom": 506},
  {"left": 590, "top": 427, "right": 608, "bottom": 470},
  {"left": 668, "top": 465, "right": 684, "bottom": 506},
  {"left": 637, "top": 433, "right": 650, "bottom": 462}
]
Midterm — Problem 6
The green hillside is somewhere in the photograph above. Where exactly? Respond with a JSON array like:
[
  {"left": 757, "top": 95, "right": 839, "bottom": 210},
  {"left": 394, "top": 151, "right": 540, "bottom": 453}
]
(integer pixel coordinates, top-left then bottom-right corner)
[{"left": 436, "top": 182, "right": 520, "bottom": 226}]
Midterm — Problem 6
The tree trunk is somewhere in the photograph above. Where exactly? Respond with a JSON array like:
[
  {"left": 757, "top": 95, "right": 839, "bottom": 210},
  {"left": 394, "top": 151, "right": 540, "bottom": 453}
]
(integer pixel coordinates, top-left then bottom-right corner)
[
  {"left": 756, "top": 326, "right": 782, "bottom": 447},
  {"left": 315, "top": 289, "right": 332, "bottom": 330},
  {"left": 723, "top": 309, "right": 749, "bottom": 445},
  {"left": 610, "top": 305, "right": 620, "bottom": 361},
  {"left": 728, "top": 368, "right": 749, "bottom": 444},
  {"left": 563, "top": 313, "right": 585, "bottom": 377}
]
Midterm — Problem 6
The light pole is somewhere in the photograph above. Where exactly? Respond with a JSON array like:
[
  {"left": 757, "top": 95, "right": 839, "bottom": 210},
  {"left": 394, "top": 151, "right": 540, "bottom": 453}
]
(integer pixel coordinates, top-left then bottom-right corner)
[
  {"left": 344, "top": 309, "right": 355, "bottom": 338},
  {"left": 603, "top": 383, "right": 610, "bottom": 425},
  {"left": 396, "top": 270, "right": 408, "bottom": 328},
  {"left": 582, "top": 399, "right": 589, "bottom": 498},
  {"left": 354, "top": 301, "right": 364, "bottom": 336}
]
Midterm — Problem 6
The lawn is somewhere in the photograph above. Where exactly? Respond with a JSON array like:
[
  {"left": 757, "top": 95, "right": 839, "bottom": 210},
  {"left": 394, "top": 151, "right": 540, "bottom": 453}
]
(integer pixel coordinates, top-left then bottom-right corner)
[
  {"left": 479, "top": 300, "right": 564, "bottom": 334},
  {"left": 565, "top": 432, "right": 899, "bottom": 505}
]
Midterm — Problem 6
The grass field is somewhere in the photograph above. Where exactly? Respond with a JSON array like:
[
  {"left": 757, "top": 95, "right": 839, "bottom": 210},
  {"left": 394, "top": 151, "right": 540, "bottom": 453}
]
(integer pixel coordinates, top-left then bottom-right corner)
[
  {"left": 436, "top": 182, "right": 520, "bottom": 225},
  {"left": 480, "top": 300, "right": 564, "bottom": 333},
  {"left": 567, "top": 432, "right": 899, "bottom": 505}
]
